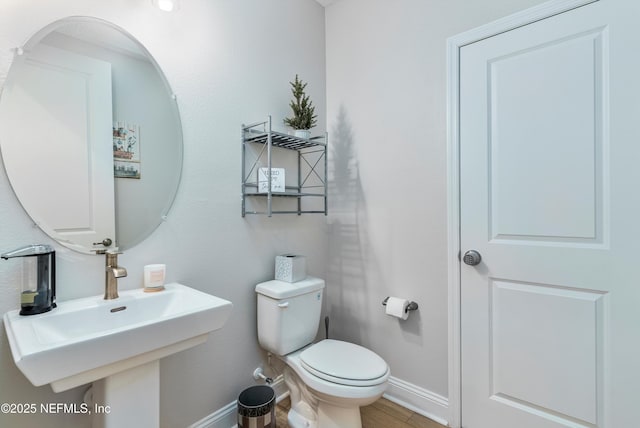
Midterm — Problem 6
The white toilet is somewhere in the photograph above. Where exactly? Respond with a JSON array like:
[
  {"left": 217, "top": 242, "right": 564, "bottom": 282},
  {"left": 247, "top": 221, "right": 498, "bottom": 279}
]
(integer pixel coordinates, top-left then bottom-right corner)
[{"left": 256, "top": 277, "right": 390, "bottom": 428}]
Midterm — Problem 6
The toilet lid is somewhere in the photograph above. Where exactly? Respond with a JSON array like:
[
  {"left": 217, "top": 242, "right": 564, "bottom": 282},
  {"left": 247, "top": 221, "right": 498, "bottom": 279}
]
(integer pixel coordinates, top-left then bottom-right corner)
[{"left": 300, "top": 340, "right": 389, "bottom": 387}]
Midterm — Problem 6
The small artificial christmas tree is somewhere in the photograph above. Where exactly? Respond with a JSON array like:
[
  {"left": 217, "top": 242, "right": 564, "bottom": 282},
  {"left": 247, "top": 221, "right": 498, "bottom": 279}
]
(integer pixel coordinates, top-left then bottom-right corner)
[{"left": 283, "top": 75, "right": 317, "bottom": 130}]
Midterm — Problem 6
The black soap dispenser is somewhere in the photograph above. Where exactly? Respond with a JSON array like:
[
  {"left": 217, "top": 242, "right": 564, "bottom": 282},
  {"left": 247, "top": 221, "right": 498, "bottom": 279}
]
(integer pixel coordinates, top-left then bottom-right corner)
[{"left": 2, "top": 244, "right": 56, "bottom": 315}]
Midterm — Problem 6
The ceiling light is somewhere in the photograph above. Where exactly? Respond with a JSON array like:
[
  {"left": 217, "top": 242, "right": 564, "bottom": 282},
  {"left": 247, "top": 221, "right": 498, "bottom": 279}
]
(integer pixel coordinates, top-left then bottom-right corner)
[{"left": 152, "top": 0, "right": 179, "bottom": 12}]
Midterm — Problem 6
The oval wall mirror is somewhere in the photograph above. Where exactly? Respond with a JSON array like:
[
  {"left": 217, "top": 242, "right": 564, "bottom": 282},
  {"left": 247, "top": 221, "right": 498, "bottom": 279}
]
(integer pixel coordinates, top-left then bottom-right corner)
[{"left": 0, "top": 17, "right": 183, "bottom": 254}]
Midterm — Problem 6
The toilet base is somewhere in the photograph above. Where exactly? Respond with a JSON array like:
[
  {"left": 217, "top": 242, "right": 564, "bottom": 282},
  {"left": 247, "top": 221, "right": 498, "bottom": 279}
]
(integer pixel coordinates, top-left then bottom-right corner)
[
  {"left": 284, "top": 363, "right": 379, "bottom": 428},
  {"left": 287, "top": 402, "right": 362, "bottom": 428},
  {"left": 288, "top": 407, "right": 317, "bottom": 428},
  {"left": 317, "top": 401, "right": 362, "bottom": 428}
]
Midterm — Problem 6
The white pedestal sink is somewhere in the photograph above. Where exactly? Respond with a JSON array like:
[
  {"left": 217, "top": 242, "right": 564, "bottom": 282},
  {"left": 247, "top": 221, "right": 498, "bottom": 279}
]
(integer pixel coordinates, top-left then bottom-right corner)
[{"left": 3, "top": 283, "right": 233, "bottom": 427}]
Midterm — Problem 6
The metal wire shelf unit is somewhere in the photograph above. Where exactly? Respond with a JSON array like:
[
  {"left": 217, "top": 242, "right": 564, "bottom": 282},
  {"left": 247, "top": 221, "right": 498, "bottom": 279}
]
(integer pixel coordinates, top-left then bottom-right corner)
[{"left": 241, "top": 116, "right": 327, "bottom": 217}]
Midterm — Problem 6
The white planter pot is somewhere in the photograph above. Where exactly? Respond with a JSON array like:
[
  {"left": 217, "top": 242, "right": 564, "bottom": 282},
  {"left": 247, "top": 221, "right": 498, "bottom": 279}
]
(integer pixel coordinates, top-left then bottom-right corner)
[{"left": 294, "top": 129, "right": 311, "bottom": 139}]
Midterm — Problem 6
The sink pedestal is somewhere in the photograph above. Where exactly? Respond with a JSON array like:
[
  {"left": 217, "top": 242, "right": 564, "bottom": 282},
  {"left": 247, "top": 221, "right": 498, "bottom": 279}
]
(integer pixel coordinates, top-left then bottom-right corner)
[{"left": 92, "top": 360, "right": 159, "bottom": 428}]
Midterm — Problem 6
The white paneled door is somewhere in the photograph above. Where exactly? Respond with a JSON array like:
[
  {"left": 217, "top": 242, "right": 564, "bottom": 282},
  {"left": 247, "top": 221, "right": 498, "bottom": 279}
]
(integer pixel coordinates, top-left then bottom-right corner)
[
  {"left": 459, "top": 1, "right": 639, "bottom": 427},
  {"left": 0, "top": 43, "right": 115, "bottom": 251}
]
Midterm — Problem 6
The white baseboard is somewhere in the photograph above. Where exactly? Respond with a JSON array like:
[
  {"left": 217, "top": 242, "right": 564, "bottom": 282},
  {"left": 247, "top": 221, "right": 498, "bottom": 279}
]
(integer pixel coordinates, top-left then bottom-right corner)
[
  {"left": 190, "top": 376, "right": 448, "bottom": 428},
  {"left": 188, "top": 378, "right": 287, "bottom": 428},
  {"left": 187, "top": 399, "right": 237, "bottom": 428},
  {"left": 384, "top": 376, "right": 449, "bottom": 426}
]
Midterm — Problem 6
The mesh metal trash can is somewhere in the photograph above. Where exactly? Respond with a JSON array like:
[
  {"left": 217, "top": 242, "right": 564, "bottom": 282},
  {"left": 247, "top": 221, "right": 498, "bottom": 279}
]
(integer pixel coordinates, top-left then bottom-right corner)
[{"left": 237, "top": 385, "right": 276, "bottom": 428}]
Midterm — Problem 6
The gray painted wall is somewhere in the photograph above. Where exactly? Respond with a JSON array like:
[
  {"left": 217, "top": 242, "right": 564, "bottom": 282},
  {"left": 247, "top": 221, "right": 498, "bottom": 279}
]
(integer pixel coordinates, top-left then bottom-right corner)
[
  {"left": 0, "top": 1, "right": 326, "bottom": 427},
  {"left": 325, "top": 0, "right": 548, "bottom": 400}
]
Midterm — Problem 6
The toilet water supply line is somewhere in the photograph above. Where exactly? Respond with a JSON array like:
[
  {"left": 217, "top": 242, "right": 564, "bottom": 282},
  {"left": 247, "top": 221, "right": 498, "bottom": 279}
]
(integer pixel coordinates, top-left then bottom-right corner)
[
  {"left": 253, "top": 365, "right": 282, "bottom": 385},
  {"left": 325, "top": 316, "right": 329, "bottom": 339}
]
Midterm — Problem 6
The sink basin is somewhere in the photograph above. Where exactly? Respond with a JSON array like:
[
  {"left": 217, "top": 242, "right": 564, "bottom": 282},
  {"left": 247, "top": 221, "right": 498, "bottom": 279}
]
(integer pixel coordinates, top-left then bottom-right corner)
[{"left": 4, "top": 283, "right": 233, "bottom": 392}]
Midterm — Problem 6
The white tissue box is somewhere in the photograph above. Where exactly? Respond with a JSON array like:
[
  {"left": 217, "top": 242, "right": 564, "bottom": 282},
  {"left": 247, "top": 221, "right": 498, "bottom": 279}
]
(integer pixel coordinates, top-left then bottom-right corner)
[{"left": 275, "top": 255, "right": 306, "bottom": 283}]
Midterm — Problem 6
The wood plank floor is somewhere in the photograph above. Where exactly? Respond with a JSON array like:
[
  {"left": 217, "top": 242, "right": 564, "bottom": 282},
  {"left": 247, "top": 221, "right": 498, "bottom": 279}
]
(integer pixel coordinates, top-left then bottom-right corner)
[{"left": 276, "top": 396, "right": 446, "bottom": 428}]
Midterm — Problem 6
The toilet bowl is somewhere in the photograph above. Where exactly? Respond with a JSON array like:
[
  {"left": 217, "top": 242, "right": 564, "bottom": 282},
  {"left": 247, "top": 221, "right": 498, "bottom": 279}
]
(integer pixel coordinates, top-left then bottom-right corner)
[
  {"left": 282, "top": 340, "right": 390, "bottom": 428},
  {"left": 255, "top": 277, "right": 390, "bottom": 428}
]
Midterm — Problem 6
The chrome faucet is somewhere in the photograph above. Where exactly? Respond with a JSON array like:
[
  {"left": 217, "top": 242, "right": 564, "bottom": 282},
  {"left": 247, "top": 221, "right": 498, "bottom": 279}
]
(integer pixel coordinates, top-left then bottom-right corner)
[{"left": 104, "top": 250, "right": 127, "bottom": 300}]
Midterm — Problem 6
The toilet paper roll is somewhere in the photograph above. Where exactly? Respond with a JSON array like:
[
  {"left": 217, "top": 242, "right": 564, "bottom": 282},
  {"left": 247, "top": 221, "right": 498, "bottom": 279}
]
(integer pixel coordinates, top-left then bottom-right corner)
[{"left": 385, "top": 297, "right": 410, "bottom": 320}]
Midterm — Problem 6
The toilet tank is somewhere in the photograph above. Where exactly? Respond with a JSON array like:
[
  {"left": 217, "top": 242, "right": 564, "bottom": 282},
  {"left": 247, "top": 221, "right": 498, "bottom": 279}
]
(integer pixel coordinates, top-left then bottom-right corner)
[{"left": 255, "top": 277, "right": 325, "bottom": 355}]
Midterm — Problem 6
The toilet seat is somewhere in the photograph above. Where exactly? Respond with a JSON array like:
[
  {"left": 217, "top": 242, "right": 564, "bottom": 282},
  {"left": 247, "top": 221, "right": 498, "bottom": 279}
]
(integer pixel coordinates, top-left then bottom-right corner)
[
  {"left": 299, "top": 339, "right": 389, "bottom": 387},
  {"left": 284, "top": 343, "right": 389, "bottom": 401}
]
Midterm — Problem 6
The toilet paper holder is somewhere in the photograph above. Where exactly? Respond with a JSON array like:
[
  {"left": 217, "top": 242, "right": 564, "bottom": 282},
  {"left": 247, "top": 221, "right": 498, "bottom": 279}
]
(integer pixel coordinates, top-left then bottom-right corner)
[{"left": 382, "top": 297, "right": 419, "bottom": 313}]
